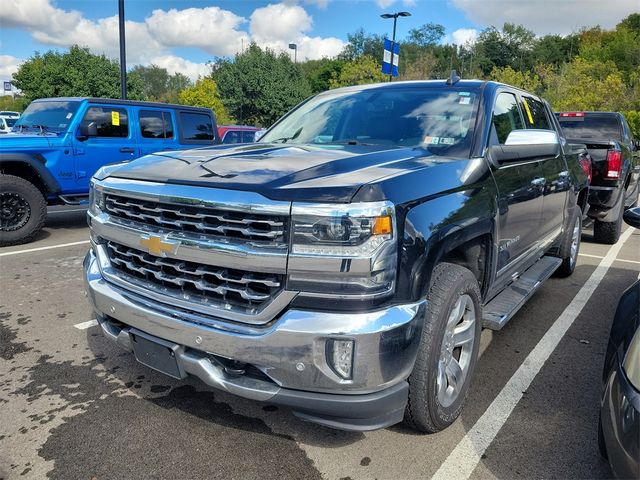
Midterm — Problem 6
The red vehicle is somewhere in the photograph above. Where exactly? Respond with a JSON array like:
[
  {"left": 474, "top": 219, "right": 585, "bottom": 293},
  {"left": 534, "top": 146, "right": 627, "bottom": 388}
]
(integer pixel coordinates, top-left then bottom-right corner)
[{"left": 217, "top": 125, "right": 261, "bottom": 144}]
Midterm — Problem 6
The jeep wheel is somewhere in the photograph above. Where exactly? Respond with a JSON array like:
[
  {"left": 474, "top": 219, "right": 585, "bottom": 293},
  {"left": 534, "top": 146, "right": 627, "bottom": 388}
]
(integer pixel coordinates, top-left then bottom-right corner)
[
  {"left": 404, "top": 262, "right": 482, "bottom": 433},
  {"left": 0, "top": 175, "right": 47, "bottom": 247},
  {"left": 554, "top": 209, "right": 581, "bottom": 278}
]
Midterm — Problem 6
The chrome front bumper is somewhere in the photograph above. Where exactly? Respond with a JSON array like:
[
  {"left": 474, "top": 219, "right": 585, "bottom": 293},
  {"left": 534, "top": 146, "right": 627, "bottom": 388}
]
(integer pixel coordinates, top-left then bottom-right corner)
[{"left": 84, "top": 248, "right": 426, "bottom": 430}]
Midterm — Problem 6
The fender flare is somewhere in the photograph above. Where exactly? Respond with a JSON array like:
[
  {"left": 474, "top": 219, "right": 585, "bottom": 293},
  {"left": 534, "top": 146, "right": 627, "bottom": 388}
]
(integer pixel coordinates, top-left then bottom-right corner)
[{"left": 0, "top": 152, "right": 61, "bottom": 194}]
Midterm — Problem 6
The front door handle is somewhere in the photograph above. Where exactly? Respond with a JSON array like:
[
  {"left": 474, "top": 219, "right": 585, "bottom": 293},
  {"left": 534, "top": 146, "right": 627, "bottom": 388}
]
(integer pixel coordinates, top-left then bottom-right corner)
[{"left": 120, "top": 147, "right": 135, "bottom": 153}]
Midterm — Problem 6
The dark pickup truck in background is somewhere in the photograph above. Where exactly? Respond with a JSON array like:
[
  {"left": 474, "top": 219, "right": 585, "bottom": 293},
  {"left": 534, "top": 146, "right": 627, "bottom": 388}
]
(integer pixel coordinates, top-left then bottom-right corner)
[
  {"left": 557, "top": 111, "right": 640, "bottom": 244},
  {"left": 85, "top": 79, "right": 589, "bottom": 432}
]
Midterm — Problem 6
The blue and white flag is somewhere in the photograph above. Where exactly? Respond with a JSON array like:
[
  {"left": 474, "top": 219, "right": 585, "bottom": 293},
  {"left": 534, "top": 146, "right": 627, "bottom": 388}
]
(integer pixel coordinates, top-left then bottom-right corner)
[{"left": 382, "top": 38, "right": 400, "bottom": 77}]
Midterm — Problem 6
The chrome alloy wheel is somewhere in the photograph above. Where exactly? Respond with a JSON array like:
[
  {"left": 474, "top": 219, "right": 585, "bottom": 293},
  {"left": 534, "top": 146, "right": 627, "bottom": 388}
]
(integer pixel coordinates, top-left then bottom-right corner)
[
  {"left": 569, "top": 218, "right": 581, "bottom": 269},
  {"left": 437, "top": 294, "right": 477, "bottom": 408}
]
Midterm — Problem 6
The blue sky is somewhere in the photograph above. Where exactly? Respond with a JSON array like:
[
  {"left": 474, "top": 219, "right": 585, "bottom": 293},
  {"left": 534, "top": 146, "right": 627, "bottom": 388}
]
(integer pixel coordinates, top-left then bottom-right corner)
[{"left": 0, "top": 0, "right": 637, "bottom": 84}]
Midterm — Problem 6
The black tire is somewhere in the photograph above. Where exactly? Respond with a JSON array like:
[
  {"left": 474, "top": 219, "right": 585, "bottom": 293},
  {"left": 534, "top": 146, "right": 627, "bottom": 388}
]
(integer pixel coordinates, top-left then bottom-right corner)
[
  {"left": 554, "top": 208, "right": 581, "bottom": 278},
  {"left": 0, "top": 174, "right": 47, "bottom": 247},
  {"left": 594, "top": 197, "right": 623, "bottom": 245},
  {"left": 404, "top": 262, "right": 482, "bottom": 433},
  {"left": 597, "top": 413, "right": 608, "bottom": 460}
]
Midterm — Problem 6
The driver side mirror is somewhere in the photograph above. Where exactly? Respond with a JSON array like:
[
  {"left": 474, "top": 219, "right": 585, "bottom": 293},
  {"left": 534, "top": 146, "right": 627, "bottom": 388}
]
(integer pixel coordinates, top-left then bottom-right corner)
[
  {"left": 487, "top": 129, "right": 560, "bottom": 166},
  {"left": 77, "top": 122, "right": 97, "bottom": 141}
]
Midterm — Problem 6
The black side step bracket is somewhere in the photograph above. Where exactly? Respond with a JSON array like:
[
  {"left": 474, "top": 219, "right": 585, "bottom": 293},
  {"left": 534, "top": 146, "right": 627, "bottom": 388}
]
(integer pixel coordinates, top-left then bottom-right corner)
[{"left": 482, "top": 256, "right": 562, "bottom": 330}]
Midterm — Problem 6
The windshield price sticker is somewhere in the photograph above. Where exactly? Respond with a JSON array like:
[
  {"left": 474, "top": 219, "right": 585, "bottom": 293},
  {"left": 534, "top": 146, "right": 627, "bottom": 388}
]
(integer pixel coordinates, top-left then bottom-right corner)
[
  {"left": 423, "top": 136, "right": 440, "bottom": 145},
  {"left": 111, "top": 111, "right": 120, "bottom": 126},
  {"left": 459, "top": 96, "right": 471, "bottom": 105}
]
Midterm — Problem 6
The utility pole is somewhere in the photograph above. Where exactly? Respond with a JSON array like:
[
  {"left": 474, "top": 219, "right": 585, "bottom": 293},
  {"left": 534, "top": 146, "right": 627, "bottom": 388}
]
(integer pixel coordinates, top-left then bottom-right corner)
[{"left": 118, "top": 0, "right": 127, "bottom": 99}]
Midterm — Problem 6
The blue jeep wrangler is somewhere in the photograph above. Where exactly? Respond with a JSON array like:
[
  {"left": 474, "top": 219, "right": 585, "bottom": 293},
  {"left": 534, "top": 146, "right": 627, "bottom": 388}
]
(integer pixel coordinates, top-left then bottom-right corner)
[{"left": 0, "top": 98, "right": 219, "bottom": 246}]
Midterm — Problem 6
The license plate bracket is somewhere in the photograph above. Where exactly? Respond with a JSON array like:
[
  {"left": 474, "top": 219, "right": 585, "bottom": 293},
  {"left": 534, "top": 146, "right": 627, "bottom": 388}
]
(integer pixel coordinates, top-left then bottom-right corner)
[{"left": 130, "top": 329, "right": 185, "bottom": 379}]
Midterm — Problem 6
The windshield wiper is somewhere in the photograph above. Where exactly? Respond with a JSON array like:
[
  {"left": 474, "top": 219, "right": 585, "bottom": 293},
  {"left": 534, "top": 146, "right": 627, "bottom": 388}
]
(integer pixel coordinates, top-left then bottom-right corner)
[
  {"left": 326, "top": 139, "right": 379, "bottom": 146},
  {"left": 270, "top": 127, "right": 303, "bottom": 144}
]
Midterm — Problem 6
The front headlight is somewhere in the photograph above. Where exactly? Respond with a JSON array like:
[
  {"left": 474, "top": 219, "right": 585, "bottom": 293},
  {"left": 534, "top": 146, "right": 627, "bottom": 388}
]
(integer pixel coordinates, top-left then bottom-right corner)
[
  {"left": 287, "top": 201, "right": 397, "bottom": 298},
  {"left": 88, "top": 181, "right": 105, "bottom": 216}
]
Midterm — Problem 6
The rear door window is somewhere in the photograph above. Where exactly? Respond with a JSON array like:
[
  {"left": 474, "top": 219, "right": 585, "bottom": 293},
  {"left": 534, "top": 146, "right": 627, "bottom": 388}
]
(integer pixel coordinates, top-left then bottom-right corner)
[
  {"left": 490, "top": 92, "right": 525, "bottom": 145},
  {"left": 81, "top": 106, "right": 129, "bottom": 137},
  {"left": 179, "top": 112, "right": 214, "bottom": 143},
  {"left": 522, "top": 97, "right": 552, "bottom": 130},
  {"left": 140, "top": 110, "right": 173, "bottom": 139}
]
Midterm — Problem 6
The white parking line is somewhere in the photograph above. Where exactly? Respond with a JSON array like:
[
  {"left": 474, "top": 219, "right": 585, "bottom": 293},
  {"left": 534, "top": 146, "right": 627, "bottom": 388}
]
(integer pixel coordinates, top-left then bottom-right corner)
[
  {"left": 0, "top": 240, "right": 89, "bottom": 257},
  {"left": 579, "top": 252, "right": 640, "bottom": 265},
  {"left": 74, "top": 319, "right": 98, "bottom": 330},
  {"left": 432, "top": 227, "right": 635, "bottom": 480}
]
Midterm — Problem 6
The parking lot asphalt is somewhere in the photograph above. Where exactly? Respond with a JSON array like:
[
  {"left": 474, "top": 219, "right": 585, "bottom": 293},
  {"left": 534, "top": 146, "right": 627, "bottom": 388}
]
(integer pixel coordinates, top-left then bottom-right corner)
[{"left": 1, "top": 206, "right": 639, "bottom": 480}]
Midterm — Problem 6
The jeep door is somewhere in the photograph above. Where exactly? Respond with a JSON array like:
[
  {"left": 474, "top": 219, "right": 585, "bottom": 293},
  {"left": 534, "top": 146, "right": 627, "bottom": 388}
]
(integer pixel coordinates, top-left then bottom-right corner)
[
  {"left": 137, "top": 108, "right": 176, "bottom": 155},
  {"left": 488, "top": 91, "right": 545, "bottom": 273},
  {"left": 73, "top": 104, "right": 138, "bottom": 190}
]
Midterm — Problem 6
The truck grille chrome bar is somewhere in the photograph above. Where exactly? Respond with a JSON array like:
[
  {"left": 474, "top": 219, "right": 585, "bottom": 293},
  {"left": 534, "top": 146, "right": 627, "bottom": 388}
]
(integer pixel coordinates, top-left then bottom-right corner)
[
  {"left": 105, "top": 194, "right": 287, "bottom": 243},
  {"left": 106, "top": 241, "right": 284, "bottom": 313}
]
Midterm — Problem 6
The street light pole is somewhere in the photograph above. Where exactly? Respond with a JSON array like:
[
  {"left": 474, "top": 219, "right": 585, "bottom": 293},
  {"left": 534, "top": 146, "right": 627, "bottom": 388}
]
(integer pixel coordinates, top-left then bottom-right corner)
[
  {"left": 381, "top": 11, "right": 411, "bottom": 82},
  {"left": 288, "top": 43, "right": 297, "bottom": 63},
  {"left": 118, "top": 0, "right": 127, "bottom": 99}
]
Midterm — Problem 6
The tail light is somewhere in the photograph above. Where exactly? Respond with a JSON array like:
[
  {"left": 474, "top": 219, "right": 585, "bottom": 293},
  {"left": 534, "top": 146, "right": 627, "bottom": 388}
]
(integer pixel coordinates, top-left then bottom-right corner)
[
  {"left": 559, "top": 112, "right": 585, "bottom": 118},
  {"left": 604, "top": 150, "right": 622, "bottom": 179},
  {"left": 579, "top": 155, "right": 592, "bottom": 183}
]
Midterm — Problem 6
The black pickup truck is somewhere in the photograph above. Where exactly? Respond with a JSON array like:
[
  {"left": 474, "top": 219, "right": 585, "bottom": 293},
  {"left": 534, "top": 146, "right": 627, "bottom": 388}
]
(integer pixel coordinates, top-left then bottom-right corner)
[
  {"left": 557, "top": 111, "right": 640, "bottom": 244},
  {"left": 84, "top": 78, "right": 589, "bottom": 432}
]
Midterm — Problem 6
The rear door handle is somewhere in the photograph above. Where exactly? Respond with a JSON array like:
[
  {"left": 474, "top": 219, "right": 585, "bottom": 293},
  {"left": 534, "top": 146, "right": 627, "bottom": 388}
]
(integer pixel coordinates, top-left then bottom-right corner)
[{"left": 120, "top": 147, "right": 135, "bottom": 153}]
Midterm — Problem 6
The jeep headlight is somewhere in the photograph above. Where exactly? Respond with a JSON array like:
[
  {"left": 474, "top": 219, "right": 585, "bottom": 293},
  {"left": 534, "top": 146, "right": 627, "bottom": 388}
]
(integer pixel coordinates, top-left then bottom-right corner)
[{"left": 287, "top": 201, "right": 397, "bottom": 298}]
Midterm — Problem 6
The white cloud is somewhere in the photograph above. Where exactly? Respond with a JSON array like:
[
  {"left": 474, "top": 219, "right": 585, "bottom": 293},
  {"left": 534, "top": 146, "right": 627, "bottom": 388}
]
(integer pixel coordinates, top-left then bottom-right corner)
[
  {"left": 451, "top": 0, "right": 638, "bottom": 35},
  {"left": 146, "top": 7, "right": 249, "bottom": 56},
  {"left": 0, "top": 55, "right": 22, "bottom": 81},
  {"left": 249, "top": 3, "right": 344, "bottom": 59},
  {"left": 150, "top": 55, "right": 211, "bottom": 81},
  {"left": 376, "top": 0, "right": 396, "bottom": 8},
  {"left": 250, "top": 3, "right": 313, "bottom": 43},
  {"left": 451, "top": 28, "right": 478, "bottom": 45},
  {"left": 0, "top": 0, "right": 346, "bottom": 81}
]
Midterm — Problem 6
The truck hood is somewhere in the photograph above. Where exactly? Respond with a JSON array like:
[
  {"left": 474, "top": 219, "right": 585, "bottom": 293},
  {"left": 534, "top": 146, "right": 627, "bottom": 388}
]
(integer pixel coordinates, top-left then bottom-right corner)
[{"left": 109, "top": 143, "right": 449, "bottom": 203}]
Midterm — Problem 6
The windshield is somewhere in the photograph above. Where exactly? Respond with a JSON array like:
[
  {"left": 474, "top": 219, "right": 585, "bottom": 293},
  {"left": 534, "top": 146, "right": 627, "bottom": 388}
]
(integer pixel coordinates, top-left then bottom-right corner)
[
  {"left": 557, "top": 114, "right": 622, "bottom": 141},
  {"left": 4, "top": 117, "right": 17, "bottom": 127},
  {"left": 259, "top": 87, "right": 479, "bottom": 156},
  {"left": 14, "top": 100, "right": 80, "bottom": 133}
]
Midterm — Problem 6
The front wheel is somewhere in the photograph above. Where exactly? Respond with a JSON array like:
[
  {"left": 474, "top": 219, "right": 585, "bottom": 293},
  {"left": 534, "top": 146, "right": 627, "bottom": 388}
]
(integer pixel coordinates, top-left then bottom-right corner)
[
  {"left": 0, "top": 174, "right": 47, "bottom": 247},
  {"left": 404, "top": 263, "right": 482, "bottom": 433}
]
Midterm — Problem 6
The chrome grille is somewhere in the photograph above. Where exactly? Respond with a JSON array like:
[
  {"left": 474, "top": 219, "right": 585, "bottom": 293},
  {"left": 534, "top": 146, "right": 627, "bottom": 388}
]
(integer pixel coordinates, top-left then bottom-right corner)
[
  {"left": 104, "top": 194, "right": 287, "bottom": 243},
  {"left": 105, "top": 241, "right": 284, "bottom": 314}
]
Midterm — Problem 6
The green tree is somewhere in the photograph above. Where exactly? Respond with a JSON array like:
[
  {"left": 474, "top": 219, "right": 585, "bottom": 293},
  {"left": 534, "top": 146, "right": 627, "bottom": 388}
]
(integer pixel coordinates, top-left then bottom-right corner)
[
  {"left": 179, "top": 77, "right": 231, "bottom": 124},
  {"left": 407, "top": 23, "right": 446, "bottom": 47},
  {"left": 300, "top": 58, "right": 346, "bottom": 93},
  {"left": 213, "top": 43, "right": 311, "bottom": 126},
  {"left": 0, "top": 95, "right": 28, "bottom": 113},
  {"left": 130, "top": 65, "right": 170, "bottom": 100},
  {"left": 622, "top": 110, "right": 640, "bottom": 138},
  {"left": 12, "top": 45, "right": 143, "bottom": 101},
  {"left": 339, "top": 29, "right": 385, "bottom": 62},
  {"left": 329, "top": 55, "right": 386, "bottom": 88},
  {"left": 489, "top": 65, "right": 542, "bottom": 93},
  {"left": 473, "top": 23, "right": 536, "bottom": 74}
]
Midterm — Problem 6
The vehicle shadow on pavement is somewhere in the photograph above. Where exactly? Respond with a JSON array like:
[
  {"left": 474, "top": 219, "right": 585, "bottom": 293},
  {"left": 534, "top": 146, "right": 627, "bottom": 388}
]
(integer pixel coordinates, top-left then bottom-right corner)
[{"left": 81, "top": 328, "right": 364, "bottom": 447}]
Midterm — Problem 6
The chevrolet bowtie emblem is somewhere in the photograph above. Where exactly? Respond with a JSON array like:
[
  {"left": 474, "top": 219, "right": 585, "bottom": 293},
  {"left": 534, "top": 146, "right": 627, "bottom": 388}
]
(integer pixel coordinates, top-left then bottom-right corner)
[{"left": 140, "top": 235, "right": 179, "bottom": 257}]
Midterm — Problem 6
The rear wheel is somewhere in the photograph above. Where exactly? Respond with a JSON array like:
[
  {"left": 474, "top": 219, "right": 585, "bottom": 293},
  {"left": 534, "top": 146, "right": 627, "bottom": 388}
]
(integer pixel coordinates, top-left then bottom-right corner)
[
  {"left": 404, "top": 263, "right": 482, "bottom": 433},
  {"left": 594, "top": 196, "right": 623, "bottom": 244},
  {"left": 555, "top": 209, "right": 581, "bottom": 277},
  {"left": 0, "top": 174, "right": 47, "bottom": 247}
]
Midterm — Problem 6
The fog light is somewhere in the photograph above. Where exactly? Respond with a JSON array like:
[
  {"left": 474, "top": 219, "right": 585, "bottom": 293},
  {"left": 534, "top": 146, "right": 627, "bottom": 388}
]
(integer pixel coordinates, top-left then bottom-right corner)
[{"left": 327, "top": 339, "right": 354, "bottom": 380}]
